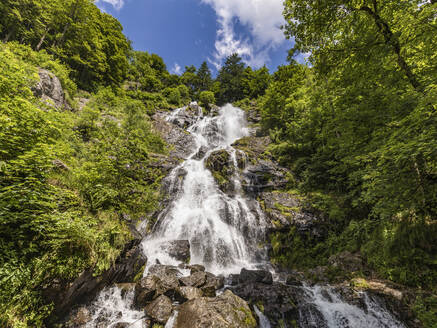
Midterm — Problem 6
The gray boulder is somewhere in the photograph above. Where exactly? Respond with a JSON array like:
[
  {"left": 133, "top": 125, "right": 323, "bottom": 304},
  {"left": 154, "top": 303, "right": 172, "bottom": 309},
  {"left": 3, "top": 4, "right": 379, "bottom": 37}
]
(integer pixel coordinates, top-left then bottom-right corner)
[{"left": 32, "top": 68, "right": 70, "bottom": 110}]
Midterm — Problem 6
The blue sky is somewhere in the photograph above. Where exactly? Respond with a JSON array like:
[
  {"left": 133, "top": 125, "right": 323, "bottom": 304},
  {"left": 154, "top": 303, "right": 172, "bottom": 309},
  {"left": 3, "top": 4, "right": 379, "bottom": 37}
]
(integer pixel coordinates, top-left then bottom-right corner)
[{"left": 96, "top": 0, "right": 295, "bottom": 75}]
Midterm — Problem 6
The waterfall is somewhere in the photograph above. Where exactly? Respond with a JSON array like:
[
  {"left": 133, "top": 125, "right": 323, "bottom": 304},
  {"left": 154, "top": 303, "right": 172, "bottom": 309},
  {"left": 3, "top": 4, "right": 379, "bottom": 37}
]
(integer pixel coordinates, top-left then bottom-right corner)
[
  {"left": 298, "top": 285, "right": 405, "bottom": 328},
  {"left": 141, "top": 103, "right": 269, "bottom": 275},
  {"left": 75, "top": 104, "right": 406, "bottom": 328}
]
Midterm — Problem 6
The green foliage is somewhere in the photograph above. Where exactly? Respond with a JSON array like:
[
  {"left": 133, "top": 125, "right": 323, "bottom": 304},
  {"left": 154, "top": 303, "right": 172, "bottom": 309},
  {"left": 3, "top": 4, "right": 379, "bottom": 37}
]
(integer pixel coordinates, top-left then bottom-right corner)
[
  {"left": 199, "top": 91, "right": 216, "bottom": 109},
  {"left": 216, "top": 54, "right": 246, "bottom": 104},
  {"left": 266, "top": 0, "right": 437, "bottom": 304},
  {"left": 164, "top": 87, "right": 181, "bottom": 105},
  {"left": 0, "top": 43, "right": 166, "bottom": 327},
  {"left": 0, "top": 0, "right": 131, "bottom": 91},
  {"left": 413, "top": 293, "right": 437, "bottom": 328}
]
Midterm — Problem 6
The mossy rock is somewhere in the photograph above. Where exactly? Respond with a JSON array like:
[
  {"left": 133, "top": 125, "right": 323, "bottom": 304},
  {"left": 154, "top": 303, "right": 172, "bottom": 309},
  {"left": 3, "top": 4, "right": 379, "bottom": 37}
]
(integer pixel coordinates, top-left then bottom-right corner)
[{"left": 205, "top": 149, "right": 235, "bottom": 194}]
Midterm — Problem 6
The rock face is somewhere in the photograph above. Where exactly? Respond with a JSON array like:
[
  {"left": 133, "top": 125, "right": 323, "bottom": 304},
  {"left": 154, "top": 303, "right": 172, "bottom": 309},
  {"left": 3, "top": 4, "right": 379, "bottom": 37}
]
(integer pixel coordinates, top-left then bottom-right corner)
[
  {"left": 162, "top": 240, "right": 191, "bottom": 263},
  {"left": 231, "top": 281, "right": 301, "bottom": 327},
  {"left": 239, "top": 268, "right": 273, "bottom": 285},
  {"left": 175, "top": 290, "right": 257, "bottom": 328},
  {"left": 152, "top": 112, "right": 196, "bottom": 161},
  {"left": 32, "top": 68, "right": 70, "bottom": 110},
  {"left": 46, "top": 238, "right": 146, "bottom": 319},
  {"left": 205, "top": 149, "right": 234, "bottom": 194}
]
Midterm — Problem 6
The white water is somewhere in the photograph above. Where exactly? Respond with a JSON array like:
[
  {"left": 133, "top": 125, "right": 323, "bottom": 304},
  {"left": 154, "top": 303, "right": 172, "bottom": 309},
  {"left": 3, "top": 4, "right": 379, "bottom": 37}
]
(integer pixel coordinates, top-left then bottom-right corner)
[
  {"left": 142, "top": 103, "right": 268, "bottom": 275},
  {"left": 300, "top": 285, "right": 405, "bottom": 328},
  {"left": 78, "top": 104, "right": 405, "bottom": 328},
  {"left": 84, "top": 286, "right": 145, "bottom": 328},
  {"left": 254, "top": 305, "right": 272, "bottom": 328}
]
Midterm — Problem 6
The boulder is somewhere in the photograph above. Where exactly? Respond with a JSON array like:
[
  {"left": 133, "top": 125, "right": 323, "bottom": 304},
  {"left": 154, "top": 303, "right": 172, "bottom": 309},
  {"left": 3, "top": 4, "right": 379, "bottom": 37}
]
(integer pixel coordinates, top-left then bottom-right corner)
[
  {"left": 200, "top": 273, "right": 224, "bottom": 297},
  {"left": 239, "top": 268, "right": 273, "bottom": 285},
  {"left": 145, "top": 295, "right": 173, "bottom": 324},
  {"left": 231, "top": 282, "right": 300, "bottom": 327},
  {"left": 135, "top": 275, "right": 163, "bottom": 307},
  {"left": 189, "top": 264, "right": 205, "bottom": 274},
  {"left": 242, "top": 160, "right": 288, "bottom": 193},
  {"left": 162, "top": 240, "right": 190, "bottom": 263},
  {"left": 178, "top": 286, "right": 203, "bottom": 300},
  {"left": 32, "top": 68, "right": 70, "bottom": 110},
  {"left": 175, "top": 290, "right": 257, "bottom": 328},
  {"left": 179, "top": 271, "right": 207, "bottom": 288}
]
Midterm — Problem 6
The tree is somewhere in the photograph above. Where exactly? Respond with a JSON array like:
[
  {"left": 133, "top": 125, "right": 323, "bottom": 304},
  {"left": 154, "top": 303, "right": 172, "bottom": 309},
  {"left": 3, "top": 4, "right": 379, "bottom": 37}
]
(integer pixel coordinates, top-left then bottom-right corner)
[
  {"left": 181, "top": 65, "right": 198, "bottom": 97},
  {"left": 282, "top": 0, "right": 436, "bottom": 92},
  {"left": 196, "top": 61, "right": 212, "bottom": 93},
  {"left": 216, "top": 53, "right": 246, "bottom": 104},
  {"left": 199, "top": 91, "right": 215, "bottom": 109},
  {"left": 242, "top": 66, "right": 271, "bottom": 99}
]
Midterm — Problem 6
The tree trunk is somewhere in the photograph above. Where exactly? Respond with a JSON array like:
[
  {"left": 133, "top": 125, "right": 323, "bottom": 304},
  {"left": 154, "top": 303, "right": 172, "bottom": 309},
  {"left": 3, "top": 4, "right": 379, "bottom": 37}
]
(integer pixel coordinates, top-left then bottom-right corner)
[
  {"left": 36, "top": 29, "right": 49, "bottom": 51},
  {"left": 359, "top": 5, "right": 422, "bottom": 91}
]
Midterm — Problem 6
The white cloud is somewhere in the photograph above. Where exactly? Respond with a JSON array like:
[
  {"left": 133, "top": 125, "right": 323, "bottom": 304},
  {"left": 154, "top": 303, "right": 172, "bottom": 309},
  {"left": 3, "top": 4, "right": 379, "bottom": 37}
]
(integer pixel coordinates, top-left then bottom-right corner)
[
  {"left": 171, "top": 63, "right": 182, "bottom": 75},
  {"left": 97, "top": 0, "right": 125, "bottom": 10},
  {"left": 201, "top": 0, "right": 286, "bottom": 69}
]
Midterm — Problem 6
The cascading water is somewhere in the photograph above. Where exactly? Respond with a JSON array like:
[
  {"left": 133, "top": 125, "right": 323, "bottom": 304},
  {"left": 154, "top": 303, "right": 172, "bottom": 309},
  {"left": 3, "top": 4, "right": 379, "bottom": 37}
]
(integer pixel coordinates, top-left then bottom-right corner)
[
  {"left": 141, "top": 103, "right": 268, "bottom": 275},
  {"left": 77, "top": 104, "right": 406, "bottom": 328},
  {"left": 298, "top": 285, "right": 405, "bottom": 328}
]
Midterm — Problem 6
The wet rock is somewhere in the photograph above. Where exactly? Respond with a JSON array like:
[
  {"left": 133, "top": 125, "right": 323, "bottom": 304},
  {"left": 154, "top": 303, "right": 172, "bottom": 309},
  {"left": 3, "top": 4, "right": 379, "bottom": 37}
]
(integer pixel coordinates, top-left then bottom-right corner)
[
  {"left": 239, "top": 268, "right": 273, "bottom": 285},
  {"left": 178, "top": 286, "right": 203, "bottom": 300},
  {"left": 231, "top": 282, "right": 300, "bottom": 327},
  {"left": 242, "top": 160, "right": 288, "bottom": 193},
  {"left": 226, "top": 274, "right": 240, "bottom": 286},
  {"left": 135, "top": 275, "right": 163, "bottom": 307},
  {"left": 162, "top": 240, "right": 191, "bottom": 263},
  {"left": 200, "top": 273, "right": 224, "bottom": 297},
  {"left": 170, "top": 104, "right": 199, "bottom": 129},
  {"left": 32, "top": 68, "right": 70, "bottom": 110},
  {"left": 179, "top": 271, "right": 207, "bottom": 287},
  {"left": 205, "top": 149, "right": 235, "bottom": 194},
  {"left": 192, "top": 145, "right": 209, "bottom": 160},
  {"left": 148, "top": 264, "right": 181, "bottom": 278},
  {"left": 175, "top": 290, "right": 257, "bottom": 328},
  {"left": 115, "top": 283, "right": 136, "bottom": 297},
  {"left": 205, "top": 272, "right": 225, "bottom": 290},
  {"left": 145, "top": 295, "right": 173, "bottom": 324},
  {"left": 189, "top": 264, "right": 205, "bottom": 274}
]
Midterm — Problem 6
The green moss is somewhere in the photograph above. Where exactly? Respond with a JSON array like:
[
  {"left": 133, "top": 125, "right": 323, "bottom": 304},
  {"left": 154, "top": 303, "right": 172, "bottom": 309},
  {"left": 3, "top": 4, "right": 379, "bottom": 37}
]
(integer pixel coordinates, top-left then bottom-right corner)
[
  {"left": 238, "top": 307, "right": 257, "bottom": 327},
  {"left": 133, "top": 264, "right": 146, "bottom": 283}
]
